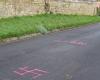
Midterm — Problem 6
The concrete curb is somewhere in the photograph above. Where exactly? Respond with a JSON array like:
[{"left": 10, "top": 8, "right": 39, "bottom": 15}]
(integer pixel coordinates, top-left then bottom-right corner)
[{"left": 0, "top": 33, "right": 41, "bottom": 44}]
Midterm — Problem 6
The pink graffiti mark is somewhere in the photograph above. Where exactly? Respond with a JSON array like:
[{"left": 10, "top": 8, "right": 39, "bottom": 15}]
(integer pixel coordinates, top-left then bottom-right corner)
[
  {"left": 55, "top": 40, "right": 87, "bottom": 46},
  {"left": 13, "top": 66, "right": 48, "bottom": 79}
]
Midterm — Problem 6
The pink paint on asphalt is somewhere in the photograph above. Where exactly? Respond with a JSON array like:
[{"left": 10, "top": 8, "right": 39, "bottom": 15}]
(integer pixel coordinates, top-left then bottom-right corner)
[
  {"left": 69, "top": 40, "right": 87, "bottom": 46},
  {"left": 55, "top": 40, "right": 87, "bottom": 46},
  {"left": 13, "top": 66, "right": 48, "bottom": 79}
]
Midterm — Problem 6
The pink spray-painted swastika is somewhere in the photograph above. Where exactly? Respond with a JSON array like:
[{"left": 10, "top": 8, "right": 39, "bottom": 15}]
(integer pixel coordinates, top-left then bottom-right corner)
[
  {"left": 55, "top": 40, "right": 87, "bottom": 46},
  {"left": 13, "top": 66, "right": 48, "bottom": 79}
]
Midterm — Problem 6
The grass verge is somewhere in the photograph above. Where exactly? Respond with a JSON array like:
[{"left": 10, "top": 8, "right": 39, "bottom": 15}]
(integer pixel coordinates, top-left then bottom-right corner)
[{"left": 0, "top": 14, "right": 100, "bottom": 40}]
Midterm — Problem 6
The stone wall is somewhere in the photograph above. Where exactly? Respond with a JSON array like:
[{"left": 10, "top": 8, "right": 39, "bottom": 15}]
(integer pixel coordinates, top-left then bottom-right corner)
[
  {"left": 50, "top": 1, "right": 97, "bottom": 15},
  {"left": 0, "top": 0, "right": 45, "bottom": 18},
  {"left": 0, "top": 0, "right": 98, "bottom": 18}
]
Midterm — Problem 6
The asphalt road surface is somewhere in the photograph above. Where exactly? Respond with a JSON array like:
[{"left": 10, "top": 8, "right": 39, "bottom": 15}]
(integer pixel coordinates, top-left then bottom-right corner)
[{"left": 0, "top": 23, "right": 100, "bottom": 80}]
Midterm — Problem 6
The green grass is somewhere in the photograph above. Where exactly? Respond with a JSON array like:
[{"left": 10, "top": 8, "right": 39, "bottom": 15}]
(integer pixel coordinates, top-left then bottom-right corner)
[{"left": 0, "top": 14, "right": 100, "bottom": 39}]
